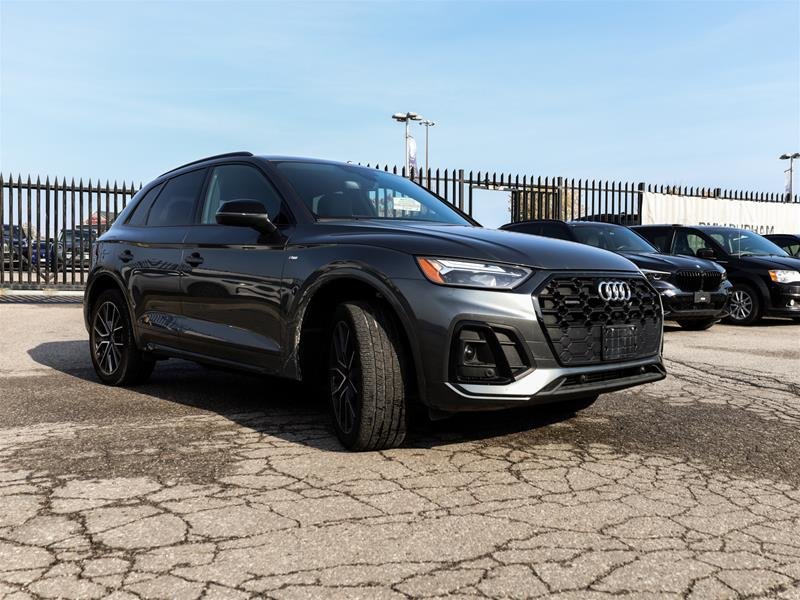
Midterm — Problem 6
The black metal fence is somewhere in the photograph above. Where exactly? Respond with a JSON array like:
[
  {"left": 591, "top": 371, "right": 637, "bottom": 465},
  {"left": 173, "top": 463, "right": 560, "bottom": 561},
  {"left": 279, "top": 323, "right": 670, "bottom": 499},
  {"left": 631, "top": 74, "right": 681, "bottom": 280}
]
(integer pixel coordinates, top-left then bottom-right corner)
[
  {"left": 0, "top": 175, "right": 140, "bottom": 288},
  {"left": 1, "top": 167, "right": 797, "bottom": 289}
]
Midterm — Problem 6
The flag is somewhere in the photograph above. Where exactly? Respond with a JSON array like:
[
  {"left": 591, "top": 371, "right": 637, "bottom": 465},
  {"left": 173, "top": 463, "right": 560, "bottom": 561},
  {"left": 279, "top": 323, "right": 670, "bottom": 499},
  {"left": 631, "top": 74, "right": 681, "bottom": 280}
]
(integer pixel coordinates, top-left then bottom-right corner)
[{"left": 408, "top": 135, "right": 417, "bottom": 171}]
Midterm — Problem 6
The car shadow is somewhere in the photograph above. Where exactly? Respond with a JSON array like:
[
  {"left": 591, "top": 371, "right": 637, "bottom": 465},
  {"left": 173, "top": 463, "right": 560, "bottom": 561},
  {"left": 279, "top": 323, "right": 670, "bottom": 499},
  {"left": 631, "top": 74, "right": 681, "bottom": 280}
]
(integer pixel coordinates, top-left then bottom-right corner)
[
  {"left": 27, "top": 340, "right": 597, "bottom": 453},
  {"left": 25, "top": 340, "right": 800, "bottom": 486}
]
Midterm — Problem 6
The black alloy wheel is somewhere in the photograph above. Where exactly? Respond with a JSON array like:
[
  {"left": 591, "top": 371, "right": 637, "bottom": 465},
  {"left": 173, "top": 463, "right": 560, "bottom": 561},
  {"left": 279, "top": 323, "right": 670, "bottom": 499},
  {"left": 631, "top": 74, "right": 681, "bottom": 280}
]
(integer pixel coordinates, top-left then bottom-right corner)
[
  {"left": 329, "top": 319, "right": 361, "bottom": 436},
  {"left": 89, "top": 289, "right": 154, "bottom": 385}
]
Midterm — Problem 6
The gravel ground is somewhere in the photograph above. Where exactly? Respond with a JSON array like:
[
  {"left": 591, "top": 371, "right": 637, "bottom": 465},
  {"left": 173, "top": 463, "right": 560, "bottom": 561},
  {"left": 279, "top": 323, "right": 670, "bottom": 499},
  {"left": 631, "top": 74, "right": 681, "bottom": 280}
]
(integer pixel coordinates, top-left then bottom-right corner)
[{"left": 0, "top": 303, "right": 799, "bottom": 599}]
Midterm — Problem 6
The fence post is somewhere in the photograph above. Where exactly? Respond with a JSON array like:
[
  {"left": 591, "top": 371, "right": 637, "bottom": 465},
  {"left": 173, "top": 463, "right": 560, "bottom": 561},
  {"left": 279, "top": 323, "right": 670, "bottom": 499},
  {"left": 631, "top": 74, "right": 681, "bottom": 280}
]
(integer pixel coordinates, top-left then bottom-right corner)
[
  {"left": 637, "top": 182, "right": 646, "bottom": 225},
  {"left": 458, "top": 170, "right": 464, "bottom": 211}
]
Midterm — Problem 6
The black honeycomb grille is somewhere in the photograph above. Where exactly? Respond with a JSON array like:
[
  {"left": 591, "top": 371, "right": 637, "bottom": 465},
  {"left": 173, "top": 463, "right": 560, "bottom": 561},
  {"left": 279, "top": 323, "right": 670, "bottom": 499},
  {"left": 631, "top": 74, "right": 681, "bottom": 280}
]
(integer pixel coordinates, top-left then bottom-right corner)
[{"left": 536, "top": 275, "right": 662, "bottom": 366}]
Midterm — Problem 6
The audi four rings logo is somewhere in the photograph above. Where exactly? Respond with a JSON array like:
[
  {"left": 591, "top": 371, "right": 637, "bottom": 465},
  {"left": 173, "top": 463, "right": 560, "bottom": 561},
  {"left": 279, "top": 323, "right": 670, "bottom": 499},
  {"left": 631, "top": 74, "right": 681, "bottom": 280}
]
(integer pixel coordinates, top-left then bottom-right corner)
[{"left": 598, "top": 281, "right": 632, "bottom": 302}]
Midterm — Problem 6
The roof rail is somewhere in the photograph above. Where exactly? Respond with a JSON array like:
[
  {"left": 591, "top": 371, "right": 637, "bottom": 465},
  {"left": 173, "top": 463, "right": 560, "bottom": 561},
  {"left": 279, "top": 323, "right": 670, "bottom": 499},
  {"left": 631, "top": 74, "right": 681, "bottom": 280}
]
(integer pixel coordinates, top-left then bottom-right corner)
[{"left": 159, "top": 151, "right": 254, "bottom": 177}]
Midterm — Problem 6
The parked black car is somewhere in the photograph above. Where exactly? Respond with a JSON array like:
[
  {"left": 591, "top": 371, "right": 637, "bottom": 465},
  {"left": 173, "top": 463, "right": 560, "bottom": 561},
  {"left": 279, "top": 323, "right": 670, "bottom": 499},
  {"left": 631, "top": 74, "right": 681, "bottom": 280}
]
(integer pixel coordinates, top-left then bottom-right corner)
[
  {"left": 1, "top": 224, "right": 29, "bottom": 268},
  {"left": 500, "top": 220, "right": 731, "bottom": 330},
  {"left": 56, "top": 227, "right": 97, "bottom": 270},
  {"left": 634, "top": 225, "right": 800, "bottom": 324},
  {"left": 85, "top": 153, "right": 666, "bottom": 450},
  {"left": 765, "top": 234, "right": 800, "bottom": 257}
]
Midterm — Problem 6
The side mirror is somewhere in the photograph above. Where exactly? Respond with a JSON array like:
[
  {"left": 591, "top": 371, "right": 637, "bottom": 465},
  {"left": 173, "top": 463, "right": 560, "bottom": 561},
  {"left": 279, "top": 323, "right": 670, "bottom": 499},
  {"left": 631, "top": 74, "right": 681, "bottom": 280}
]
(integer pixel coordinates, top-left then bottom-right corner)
[
  {"left": 215, "top": 199, "right": 277, "bottom": 236},
  {"left": 696, "top": 247, "right": 715, "bottom": 259}
]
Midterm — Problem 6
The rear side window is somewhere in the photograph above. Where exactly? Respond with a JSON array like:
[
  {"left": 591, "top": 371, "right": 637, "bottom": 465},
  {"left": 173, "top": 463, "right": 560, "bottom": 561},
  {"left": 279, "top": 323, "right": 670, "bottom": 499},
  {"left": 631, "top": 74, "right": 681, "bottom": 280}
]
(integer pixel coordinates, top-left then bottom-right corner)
[
  {"left": 146, "top": 170, "right": 206, "bottom": 227},
  {"left": 126, "top": 184, "right": 163, "bottom": 227}
]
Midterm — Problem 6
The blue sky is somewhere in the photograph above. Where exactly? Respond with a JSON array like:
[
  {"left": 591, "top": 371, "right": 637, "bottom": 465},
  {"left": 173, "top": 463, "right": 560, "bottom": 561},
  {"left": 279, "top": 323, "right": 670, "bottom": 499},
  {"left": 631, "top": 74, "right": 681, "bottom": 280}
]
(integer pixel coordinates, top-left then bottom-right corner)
[{"left": 1, "top": 0, "right": 799, "bottom": 215}]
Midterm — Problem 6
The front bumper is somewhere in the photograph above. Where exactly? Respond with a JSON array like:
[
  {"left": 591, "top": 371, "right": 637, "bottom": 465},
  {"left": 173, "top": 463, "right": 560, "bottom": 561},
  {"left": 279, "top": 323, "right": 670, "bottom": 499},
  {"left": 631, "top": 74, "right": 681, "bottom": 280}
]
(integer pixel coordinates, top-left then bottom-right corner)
[
  {"left": 651, "top": 280, "right": 731, "bottom": 320},
  {"left": 396, "top": 271, "right": 666, "bottom": 414},
  {"left": 766, "top": 282, "right": 800, "bottom": 317}
]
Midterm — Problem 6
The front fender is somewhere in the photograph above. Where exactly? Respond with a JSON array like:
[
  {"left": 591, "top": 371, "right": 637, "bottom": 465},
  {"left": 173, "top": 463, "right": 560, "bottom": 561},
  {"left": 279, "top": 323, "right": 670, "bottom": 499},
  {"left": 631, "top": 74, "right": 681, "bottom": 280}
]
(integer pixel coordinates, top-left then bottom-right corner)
[{"left": 283, "top": 254, "right": 427, "bottom": 404}]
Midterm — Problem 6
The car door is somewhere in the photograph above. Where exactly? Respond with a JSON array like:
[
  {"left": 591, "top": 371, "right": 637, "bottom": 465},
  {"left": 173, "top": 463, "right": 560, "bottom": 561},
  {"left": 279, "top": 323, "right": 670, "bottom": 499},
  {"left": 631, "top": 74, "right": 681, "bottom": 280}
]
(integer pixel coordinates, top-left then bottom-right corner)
[
  {"left": 180, "top": 162, "right": 292, "bottom": 373},
  {"left": 121, "top": 169, "right": 206, "bottom": 348}
]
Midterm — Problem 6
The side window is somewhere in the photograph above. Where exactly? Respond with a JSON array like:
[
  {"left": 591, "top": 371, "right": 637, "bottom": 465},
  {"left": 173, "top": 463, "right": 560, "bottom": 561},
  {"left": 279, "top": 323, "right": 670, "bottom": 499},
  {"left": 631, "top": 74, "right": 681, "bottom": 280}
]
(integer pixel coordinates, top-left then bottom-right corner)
[
  {"left": 127, "top": 184, "right": 163, "bottom": 227},
  {"left": 201, "top": 164, "right": 283, "bottom": 224},
  {"left": 146, "top": 169, "right": 206, "bottom": 227},
  {"left": 673, "top": 230, "right": 708, "bottom": 257},
  {"left": 786, "top": 242, "right": 800, "bottom": 256}
]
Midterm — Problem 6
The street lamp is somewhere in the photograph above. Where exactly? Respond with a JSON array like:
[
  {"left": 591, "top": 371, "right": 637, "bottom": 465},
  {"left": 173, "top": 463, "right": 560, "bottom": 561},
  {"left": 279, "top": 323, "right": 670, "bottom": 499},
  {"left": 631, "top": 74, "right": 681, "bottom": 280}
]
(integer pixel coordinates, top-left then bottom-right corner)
[
  {"left": 392, "top": 112, "right": 422, "bottom": 173},
  {"left": 419, "top": 119, "right": 435, "bottom": 174},
  {"left": 779, "top": 152, "right": 800, "bottom": 201}
]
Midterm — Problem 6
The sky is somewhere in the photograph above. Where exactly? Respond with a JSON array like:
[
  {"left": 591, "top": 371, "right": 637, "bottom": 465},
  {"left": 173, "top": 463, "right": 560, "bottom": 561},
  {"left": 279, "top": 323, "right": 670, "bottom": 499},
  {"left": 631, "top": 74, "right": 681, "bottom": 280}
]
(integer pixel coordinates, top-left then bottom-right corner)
[{"left": 1, "top": 0, "right": 799, "bottom": 227}]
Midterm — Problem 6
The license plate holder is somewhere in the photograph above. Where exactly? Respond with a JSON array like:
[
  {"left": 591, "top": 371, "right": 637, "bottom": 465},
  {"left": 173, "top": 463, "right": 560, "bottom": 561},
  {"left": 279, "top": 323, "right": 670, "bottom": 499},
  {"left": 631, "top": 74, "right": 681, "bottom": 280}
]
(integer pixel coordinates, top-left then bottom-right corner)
[
  {"left": 694, "top": 291, "right": 710, "bottom": 303},
  {"left": 602, "top": 324, "right": 638, "bottom": 361}
]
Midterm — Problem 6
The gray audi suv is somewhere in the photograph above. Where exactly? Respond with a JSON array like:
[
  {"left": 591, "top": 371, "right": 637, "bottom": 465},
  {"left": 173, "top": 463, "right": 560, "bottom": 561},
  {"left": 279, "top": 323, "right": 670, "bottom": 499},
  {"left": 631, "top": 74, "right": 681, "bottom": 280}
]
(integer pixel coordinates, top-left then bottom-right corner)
[{"left": 84, "top": 153, "right": 666, "bottom": 450}]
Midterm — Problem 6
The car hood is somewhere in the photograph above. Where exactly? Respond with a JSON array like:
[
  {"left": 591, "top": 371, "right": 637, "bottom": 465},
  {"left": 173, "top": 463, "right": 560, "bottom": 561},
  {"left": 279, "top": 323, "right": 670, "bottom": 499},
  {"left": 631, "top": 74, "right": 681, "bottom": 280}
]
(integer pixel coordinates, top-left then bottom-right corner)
[
  {"left": 298, "top": 221, "right": 639, "bottom": 271},
  {"left": 735, "top": 254, "right": 800, "bottom": 270},
  {"left": 618, "top": 251, "right": 724, "bottom": 273}
]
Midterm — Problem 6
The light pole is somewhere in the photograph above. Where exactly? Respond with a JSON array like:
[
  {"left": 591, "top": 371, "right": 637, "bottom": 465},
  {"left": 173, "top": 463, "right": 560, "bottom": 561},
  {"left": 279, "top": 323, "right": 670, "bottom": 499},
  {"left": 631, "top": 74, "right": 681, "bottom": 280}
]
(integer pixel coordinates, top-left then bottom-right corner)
[
  {"left": 392, "top": 112, "right": 422, "bottom": 173},
  {"left": 419, "top": 119, "right": 435, "bottom": 174},
  {"left": 780, "top": 153, "right": 800, "bottom": 201}
]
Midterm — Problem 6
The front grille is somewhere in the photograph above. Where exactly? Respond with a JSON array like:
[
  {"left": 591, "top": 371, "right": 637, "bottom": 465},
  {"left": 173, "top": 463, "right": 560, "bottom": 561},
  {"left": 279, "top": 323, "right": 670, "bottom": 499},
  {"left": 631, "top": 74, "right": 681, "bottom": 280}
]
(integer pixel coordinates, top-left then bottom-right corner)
[
  {"left": 674, "top": 270, "right": 722, "bottom": 292},
  {"left": 536, "top": 275, "right": 662, "bottom": 366}
]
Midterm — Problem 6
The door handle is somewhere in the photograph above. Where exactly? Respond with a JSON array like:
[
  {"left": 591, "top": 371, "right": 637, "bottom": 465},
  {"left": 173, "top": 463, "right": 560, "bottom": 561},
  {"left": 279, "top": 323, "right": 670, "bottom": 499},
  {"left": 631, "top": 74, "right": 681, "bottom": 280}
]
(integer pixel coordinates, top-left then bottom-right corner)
[
  {"left": 185, "top": 252, "right": 204, "bottom": 267},
  {"left": 119, "top": 250, "right": 133, "bottom": 263}
]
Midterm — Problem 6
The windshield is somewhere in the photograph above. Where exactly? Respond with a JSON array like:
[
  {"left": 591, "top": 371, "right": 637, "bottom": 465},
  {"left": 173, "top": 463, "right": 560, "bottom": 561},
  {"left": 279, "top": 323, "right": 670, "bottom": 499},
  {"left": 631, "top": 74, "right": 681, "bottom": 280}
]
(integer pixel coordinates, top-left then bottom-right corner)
[
  {"left": 572, "top": 224, "right": 657, "bottom": 253},
  {"left": 274, "top": 161, "right": 472, "bottom": 225},
  {"left": 703, "top": 228, "right": 788, "bottom": 257}
]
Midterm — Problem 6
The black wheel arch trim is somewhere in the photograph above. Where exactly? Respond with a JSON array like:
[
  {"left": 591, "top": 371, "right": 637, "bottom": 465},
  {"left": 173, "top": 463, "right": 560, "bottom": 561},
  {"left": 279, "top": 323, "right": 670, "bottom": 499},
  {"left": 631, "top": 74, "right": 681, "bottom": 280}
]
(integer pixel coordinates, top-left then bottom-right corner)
[
  {"left": 287, "top": 264, "right": 427, "bottom": 405},
  {"left": 83, "top": 269, "right": 138, "bottom": 342}
]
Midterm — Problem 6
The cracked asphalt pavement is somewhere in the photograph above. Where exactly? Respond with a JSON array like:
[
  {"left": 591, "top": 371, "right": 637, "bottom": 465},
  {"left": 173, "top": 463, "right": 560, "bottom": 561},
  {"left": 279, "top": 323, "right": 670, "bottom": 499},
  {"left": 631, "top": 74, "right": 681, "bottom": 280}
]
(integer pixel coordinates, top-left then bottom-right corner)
[{"left": 1, "top": 303, "right": 799, "bottom": 599}]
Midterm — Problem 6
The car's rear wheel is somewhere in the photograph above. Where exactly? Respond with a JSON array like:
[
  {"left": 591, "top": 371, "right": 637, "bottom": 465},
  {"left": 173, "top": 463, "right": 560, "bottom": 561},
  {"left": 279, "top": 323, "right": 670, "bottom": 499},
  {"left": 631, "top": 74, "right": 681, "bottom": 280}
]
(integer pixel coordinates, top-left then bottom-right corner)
[
  {"left": 725, "top": 284, "right": 761, "bottom": 325},
  {"left": 90, "top": 289, "right": 154, "bottom": 385},
  {"left": 675, "top": 317, "right": 717, "bottom": 331},
  {"left": 328, "top": 301, "right": 408, "bottom": 451}
]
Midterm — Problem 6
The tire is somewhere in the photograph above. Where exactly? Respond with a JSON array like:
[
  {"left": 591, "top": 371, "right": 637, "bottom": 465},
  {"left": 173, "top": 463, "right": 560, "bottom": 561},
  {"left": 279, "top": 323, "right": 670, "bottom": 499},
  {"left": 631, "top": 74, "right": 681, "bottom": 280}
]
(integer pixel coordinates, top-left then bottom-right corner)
[
  {"left": 327, "top": 301, "right": 408, "bottom": 451},
  {"left": 89, "top": 289, "right": 154, "bottom": 385},
  {"left": 725, "top": 284, "right": 761, "bottom": 325},
  {"left": 675, "top": 318, "right": 717, "bottom": 331}
]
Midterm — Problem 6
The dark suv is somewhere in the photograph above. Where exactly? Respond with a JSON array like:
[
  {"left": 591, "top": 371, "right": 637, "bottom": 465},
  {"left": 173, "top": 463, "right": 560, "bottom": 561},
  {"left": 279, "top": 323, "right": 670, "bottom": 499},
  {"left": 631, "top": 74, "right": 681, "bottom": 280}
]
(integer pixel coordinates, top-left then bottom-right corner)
[
  {"left": 634, "top": 225, "right": 800, "bottom": 324},
  {"left": 85, "top": 153, "right": 666, "bottom": 450},
  {"left": 501, "top": 220, "right": 731, "bottom": 330},
  {"left": 765, "top": 234, "right": 800, "bottom": 257}
]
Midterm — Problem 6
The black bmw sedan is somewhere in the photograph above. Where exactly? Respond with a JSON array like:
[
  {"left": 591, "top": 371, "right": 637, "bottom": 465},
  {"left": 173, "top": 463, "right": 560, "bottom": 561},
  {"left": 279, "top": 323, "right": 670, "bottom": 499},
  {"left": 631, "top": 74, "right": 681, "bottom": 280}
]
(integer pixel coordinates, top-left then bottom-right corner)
[
  {"left": 501, "top": 220, "right": 731, "bottom": 330},
  {"left": 85, "top": 153, "right": 666, "bottom": 450}
]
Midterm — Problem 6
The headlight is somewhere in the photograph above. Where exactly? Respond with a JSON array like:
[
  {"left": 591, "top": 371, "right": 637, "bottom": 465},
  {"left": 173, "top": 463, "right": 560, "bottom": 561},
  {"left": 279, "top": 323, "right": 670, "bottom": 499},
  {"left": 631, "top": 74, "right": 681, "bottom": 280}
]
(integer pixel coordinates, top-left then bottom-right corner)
[
  {"left": 416, "top": 257, "right": 532, "bottom": 289},
  {"left": 640, "top": 269, "right": 671, "bottom": 282},
  {"left": 720, "top": 271, "right": 728, "bottom": 281},
  {"left": 769, "top": 270, "right": 800, "bottom": 284}
]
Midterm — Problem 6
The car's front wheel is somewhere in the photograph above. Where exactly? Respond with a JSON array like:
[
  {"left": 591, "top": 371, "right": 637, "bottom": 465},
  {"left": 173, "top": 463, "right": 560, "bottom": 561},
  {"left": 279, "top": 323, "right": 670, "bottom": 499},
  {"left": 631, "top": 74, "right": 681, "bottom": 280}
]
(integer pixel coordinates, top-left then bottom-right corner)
[
  {"left": 725, "top": 284, "right": 761, "bottom": 325},
  {"left": 90, "top": 289, "right": 154, "bottom": 385},
  {"left": 328, "top": 301, "right": 408, "bottom": 451},
  {"left": 675, "top": 317, "right": 717, "bottom": 331}
]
